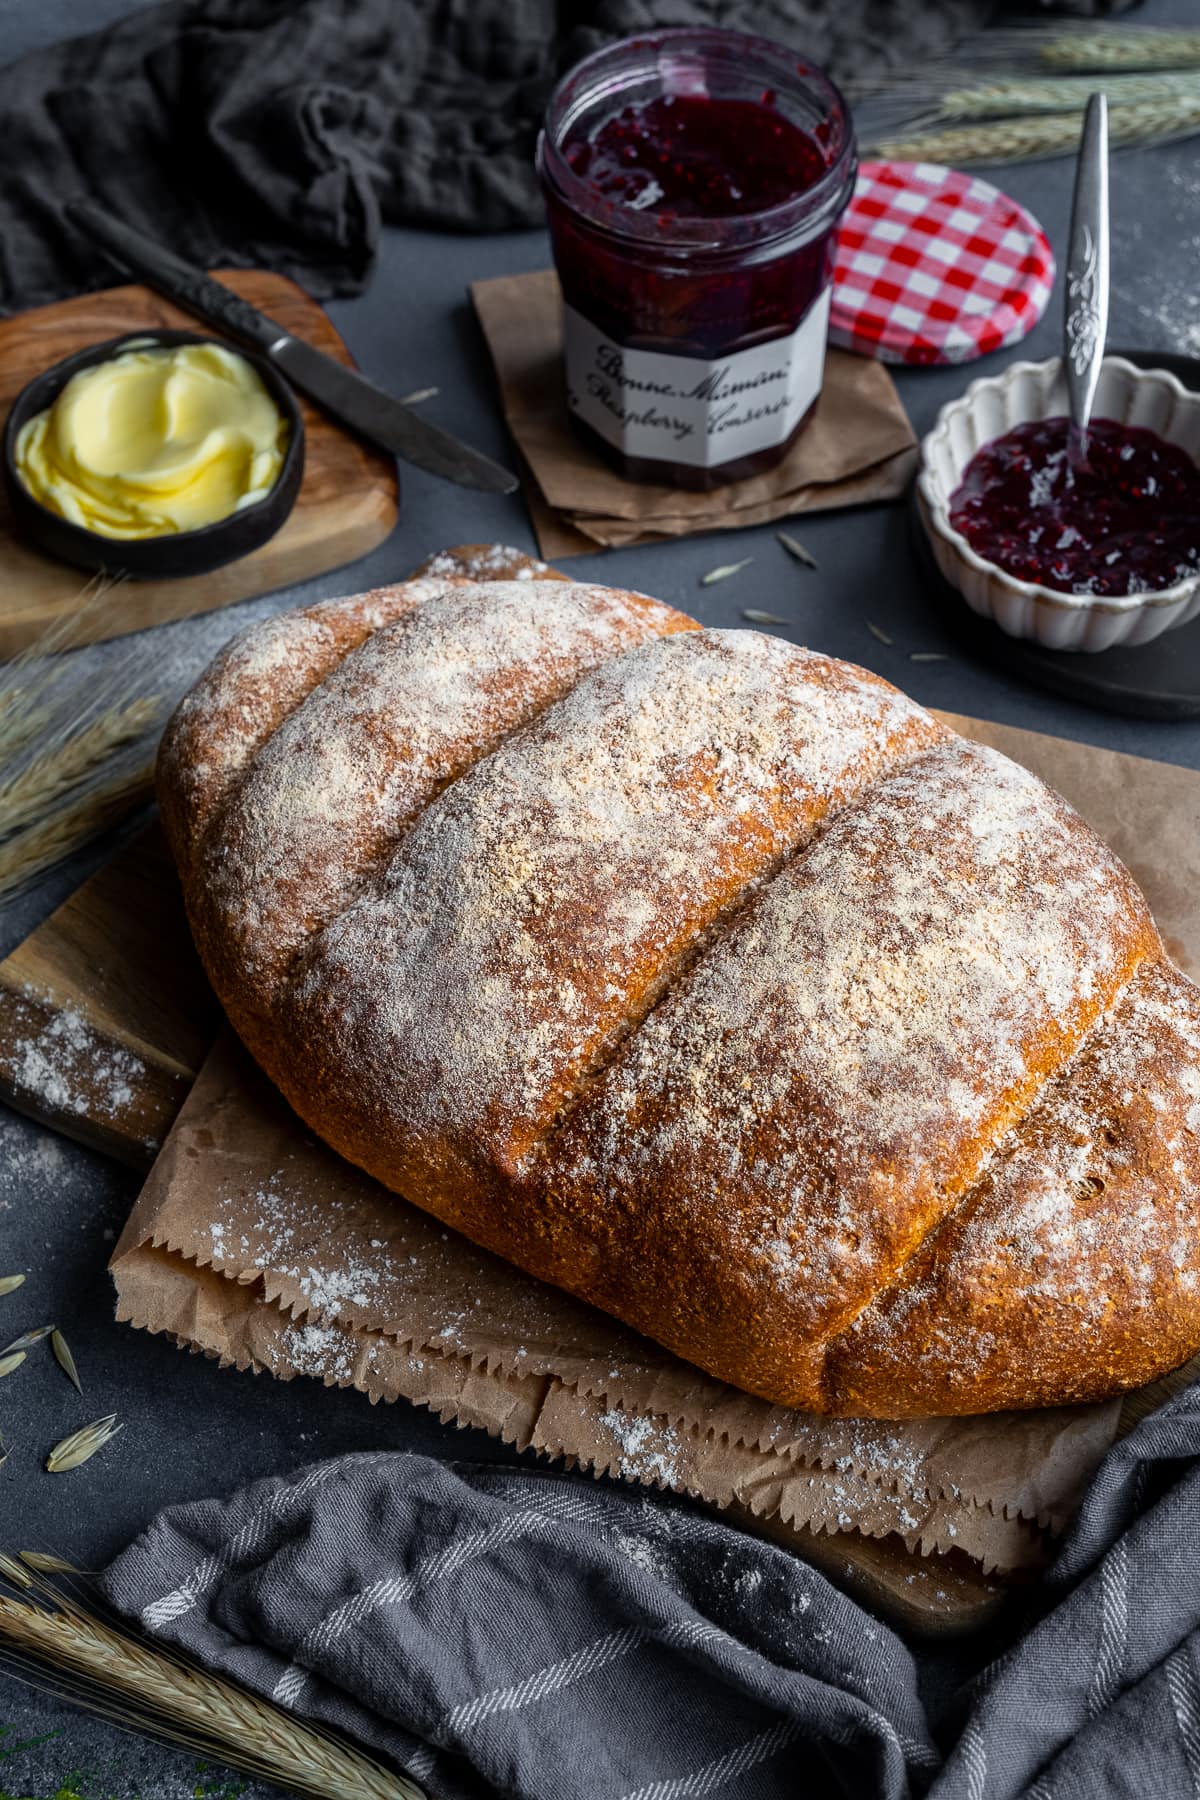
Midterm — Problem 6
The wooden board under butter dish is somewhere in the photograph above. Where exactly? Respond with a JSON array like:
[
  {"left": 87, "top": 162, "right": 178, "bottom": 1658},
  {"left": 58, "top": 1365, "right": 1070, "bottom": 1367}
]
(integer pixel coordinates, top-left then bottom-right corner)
[{"left": 0, "top": 272, "right": 398, "bottom": 658}]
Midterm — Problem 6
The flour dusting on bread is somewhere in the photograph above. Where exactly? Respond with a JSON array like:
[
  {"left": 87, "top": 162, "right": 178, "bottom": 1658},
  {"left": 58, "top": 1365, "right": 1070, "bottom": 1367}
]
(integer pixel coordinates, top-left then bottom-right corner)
[{"left": 157, "top": 576, "right": 1200, "bottom": 1417}]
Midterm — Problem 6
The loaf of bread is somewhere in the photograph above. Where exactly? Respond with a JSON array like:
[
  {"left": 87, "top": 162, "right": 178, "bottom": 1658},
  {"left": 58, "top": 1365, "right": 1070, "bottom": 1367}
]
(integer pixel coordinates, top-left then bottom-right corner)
[{"left": 159, "top": 575, "right": 1200, "bottom": 1418}]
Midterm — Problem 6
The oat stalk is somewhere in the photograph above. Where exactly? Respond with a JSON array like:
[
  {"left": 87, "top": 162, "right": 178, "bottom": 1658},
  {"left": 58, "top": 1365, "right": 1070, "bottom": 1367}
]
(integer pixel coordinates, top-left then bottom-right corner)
[{"left": 0, "top": 1571, "right": 425, "bottom": 1800}]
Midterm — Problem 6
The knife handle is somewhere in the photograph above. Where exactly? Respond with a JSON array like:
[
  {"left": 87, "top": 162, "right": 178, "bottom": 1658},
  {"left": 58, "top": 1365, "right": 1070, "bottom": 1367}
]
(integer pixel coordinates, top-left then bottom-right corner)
[
  {"left": 64, "top": 200, "right": 286, "bottom": 355},
  {"left": 1064, "top": 93, "right": 1109, "bottom": 433}
]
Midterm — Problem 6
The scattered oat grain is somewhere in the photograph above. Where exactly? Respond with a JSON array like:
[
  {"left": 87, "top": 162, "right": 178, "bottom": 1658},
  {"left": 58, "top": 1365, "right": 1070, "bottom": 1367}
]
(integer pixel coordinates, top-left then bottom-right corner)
[
  {"left": 46, "top": 1414, "right": 122, "bottom": 1474},
  {"left": 700, "top": 558, "right": 753, "bottom": 586},
  {"left": 776, "top": 531, "right": 818, "bottom": 569},
  {"left": 51, "top": 1328, "right": 82, "bottom": 1394}
]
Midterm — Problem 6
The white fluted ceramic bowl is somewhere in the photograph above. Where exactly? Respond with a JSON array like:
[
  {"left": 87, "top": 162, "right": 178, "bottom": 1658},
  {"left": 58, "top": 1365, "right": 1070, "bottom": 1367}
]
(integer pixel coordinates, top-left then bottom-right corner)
[{"left": 917, "top": 356, "right": 1200, "bottom": 652}]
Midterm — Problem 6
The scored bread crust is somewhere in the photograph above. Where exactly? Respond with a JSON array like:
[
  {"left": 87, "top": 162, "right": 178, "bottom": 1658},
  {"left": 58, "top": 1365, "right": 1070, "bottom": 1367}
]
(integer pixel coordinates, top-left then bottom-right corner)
[{"left": 159, "top": 576, "right": 1200, "bottom": 1418}]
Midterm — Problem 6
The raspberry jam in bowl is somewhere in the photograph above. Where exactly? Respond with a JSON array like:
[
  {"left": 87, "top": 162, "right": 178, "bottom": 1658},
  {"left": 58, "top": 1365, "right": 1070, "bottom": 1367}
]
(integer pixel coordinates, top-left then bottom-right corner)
[
  {"left": 917, "top": 357, "right": 1200, "bottom": 652},
  {"left": 949, "top": 418, "right": 1200, "bottom": 599},
  {"left": 537, "top": 28, "right": 856, "bottom": 491}
]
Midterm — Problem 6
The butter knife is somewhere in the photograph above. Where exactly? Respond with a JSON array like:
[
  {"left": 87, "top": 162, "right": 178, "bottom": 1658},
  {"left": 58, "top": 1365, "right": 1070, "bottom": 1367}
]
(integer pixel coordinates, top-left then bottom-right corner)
[{"left": 64, "top": 199, "right": 519, "bottom": 494}]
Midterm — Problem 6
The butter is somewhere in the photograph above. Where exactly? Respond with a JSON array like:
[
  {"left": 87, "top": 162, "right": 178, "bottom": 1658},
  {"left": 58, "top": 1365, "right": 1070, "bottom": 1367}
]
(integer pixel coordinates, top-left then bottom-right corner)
[{"left": 15, "top": 340, "right": 288, "bottom": 539}]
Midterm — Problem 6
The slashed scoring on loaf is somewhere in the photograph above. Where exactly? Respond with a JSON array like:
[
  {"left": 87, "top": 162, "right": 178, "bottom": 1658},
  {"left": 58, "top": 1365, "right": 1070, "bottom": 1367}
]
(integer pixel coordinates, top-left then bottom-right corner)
[
  {"left": 193, "top": 580, "right": 689, "bottom": 1009},
  {"left": 535, "top": 736, "right": 1154, "bottom": 1400},
  {"left": 828, "top": 957, "right": 1200, "bottom": 1410},
  {"left": 287, "top": 629, "right": 944, "bottom": 1171}
]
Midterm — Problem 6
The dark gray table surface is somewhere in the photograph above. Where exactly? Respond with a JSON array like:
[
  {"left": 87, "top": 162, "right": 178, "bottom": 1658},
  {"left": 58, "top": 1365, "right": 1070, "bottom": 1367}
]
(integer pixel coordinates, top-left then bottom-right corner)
[{"left": 2, "top": 0, "right": 1200, "bottom": 1794}]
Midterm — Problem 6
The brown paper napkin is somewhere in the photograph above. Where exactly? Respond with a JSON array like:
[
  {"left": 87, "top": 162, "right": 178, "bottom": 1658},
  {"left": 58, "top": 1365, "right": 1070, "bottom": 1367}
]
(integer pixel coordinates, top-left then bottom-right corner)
[{"left": 471, "top": 270, "right": 919, "bottom": 558}]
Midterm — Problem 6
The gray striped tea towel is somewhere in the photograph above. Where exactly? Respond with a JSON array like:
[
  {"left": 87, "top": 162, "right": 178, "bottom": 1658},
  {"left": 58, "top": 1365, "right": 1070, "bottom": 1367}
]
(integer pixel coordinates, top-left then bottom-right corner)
[{"left": 101, "top": 1386, "right": 1200, "bottom": 1800}]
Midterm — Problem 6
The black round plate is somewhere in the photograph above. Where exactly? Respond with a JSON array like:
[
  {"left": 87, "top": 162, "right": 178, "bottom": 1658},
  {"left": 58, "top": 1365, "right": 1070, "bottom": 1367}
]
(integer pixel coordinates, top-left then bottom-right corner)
[
  {"left": 3, "top": 329, "right": 305, "bottom": 581},
  {"left": 910, "top": 347, "right": 1200, "bottom": 721}
]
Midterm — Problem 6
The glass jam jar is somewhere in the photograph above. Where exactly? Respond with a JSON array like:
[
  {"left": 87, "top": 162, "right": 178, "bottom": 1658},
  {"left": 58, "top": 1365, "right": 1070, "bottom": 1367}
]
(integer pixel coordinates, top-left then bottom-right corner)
[{"left": 537, "top": 28, "right": 857, "bottom": 491}]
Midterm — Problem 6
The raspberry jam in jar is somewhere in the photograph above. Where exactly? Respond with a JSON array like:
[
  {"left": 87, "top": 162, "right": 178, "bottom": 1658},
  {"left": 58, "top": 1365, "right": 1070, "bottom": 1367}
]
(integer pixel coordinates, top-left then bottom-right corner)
[
  {"left": 949, "top": 417, "right": 1200, "bottom": 597},
  {"left": 537, "top": 29, "right": 857, "bottom": 491}
]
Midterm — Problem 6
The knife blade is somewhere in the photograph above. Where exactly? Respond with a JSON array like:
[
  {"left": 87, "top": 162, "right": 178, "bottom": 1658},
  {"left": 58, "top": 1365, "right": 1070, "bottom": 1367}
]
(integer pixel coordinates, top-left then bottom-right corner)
[{"left": 64, "top": 199, "right": 519, "bottom": 494}]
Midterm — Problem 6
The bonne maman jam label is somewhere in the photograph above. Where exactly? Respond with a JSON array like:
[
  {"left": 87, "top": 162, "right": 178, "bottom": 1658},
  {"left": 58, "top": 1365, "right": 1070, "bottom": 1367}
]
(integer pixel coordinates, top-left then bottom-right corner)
[{"left": 563, "top": 288, "right": 832, "bottom": 470}]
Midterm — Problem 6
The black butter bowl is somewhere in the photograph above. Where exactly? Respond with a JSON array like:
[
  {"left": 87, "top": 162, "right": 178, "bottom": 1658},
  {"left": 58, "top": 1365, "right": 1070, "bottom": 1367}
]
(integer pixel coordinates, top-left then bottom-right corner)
[{"left": 2, "top": 328, "right": 305, "bottom": 580}]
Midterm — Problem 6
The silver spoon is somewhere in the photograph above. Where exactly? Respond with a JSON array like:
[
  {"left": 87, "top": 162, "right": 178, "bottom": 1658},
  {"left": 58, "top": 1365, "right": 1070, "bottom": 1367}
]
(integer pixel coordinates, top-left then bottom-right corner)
[{"left": 1064, "top": 92, "right": 1110, "bottom": 464}]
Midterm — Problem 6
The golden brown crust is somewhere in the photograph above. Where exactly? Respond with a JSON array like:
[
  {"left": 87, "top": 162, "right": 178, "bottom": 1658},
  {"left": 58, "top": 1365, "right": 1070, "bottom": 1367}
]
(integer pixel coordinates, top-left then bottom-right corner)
[
  {"left": 158, "top": 576, "right": 1200, "bottom": 1417},
  {"left": 823, "top": 956, "right": 1200, "bottom": 1413},
  {"left": 180, "top": 579, "right": 693, "bottom": 1035}
]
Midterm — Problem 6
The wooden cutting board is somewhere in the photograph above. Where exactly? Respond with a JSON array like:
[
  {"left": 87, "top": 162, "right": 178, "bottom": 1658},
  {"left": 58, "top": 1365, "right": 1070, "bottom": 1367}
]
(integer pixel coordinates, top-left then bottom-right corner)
[{"left": 0, "top": 272, "right": 399, "bottom": 658}]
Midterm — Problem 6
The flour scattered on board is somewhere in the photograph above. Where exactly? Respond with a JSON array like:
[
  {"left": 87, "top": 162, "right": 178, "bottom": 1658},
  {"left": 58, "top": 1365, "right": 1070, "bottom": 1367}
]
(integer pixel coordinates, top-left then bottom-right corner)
[{"left": 6, "top": 991, "right": 145, "bottom": 1121}]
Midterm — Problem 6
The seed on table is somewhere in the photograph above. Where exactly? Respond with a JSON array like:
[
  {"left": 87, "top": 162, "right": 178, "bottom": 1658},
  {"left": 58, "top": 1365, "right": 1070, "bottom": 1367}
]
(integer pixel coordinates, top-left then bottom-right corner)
[
  {"left": 51, "top": 1328, "right": 82, "bottom": 1395},
  {"left": 700, "top": 558, "right": 753, "bottom": 586},
  {"left": 46, "top": 1414, "right": 122, "bottom": 1474}
]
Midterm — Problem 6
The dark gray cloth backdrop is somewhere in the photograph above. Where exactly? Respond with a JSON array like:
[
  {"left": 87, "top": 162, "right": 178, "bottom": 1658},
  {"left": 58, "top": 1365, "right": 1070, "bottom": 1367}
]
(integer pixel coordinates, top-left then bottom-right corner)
[
  {"left": 102, "top": 1379, "right": 1200, "bottom": 1800},
  {"left": 0, "top": 0, "right": 1032, "bottom": 316}
]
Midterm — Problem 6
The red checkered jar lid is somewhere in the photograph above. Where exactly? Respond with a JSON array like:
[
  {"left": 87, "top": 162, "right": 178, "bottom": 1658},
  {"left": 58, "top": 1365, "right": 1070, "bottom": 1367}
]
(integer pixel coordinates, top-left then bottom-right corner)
[{"left": 830, "top": 161, "right": 1056, "bottom": 366}]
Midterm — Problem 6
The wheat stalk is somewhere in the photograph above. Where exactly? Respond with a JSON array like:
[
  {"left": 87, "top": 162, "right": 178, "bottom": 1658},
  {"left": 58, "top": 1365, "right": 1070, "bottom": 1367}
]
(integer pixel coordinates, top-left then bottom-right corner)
[
  {"left": 0, "top": 700, "right": 160, "bottom": 842},
  {"left": 0, "top": 763, "right": 155, "bottom": 901},
  {"left": 0, "top": 1577, "right": 425, "bottom": 1800},
  {"left": 0, "top": 573, "right": 168, "bottom": 899},
  {"left": 845, "top": 26, "right": 1200, "bottom": 149},
  {"left": 0, "top": 700, "right": 51, "bottom": 765},
  {"left": 0, "top": 576, "right": 124, "bottom": 747},
  {"left": 936, "top": 70, "right": 1200, "bottom": 120},
  {"left": 866, "top": 93, "right": 1200, "bottom": 166},
  {"left": 1035, "top": 28, "right": 1200, "bottom": 72}
]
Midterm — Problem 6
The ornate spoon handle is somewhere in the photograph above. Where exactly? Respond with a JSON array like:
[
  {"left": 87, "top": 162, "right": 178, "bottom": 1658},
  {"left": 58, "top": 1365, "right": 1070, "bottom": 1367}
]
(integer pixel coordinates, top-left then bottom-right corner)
[{"left": 1064, "top": 92, "right": 1110, "bottom": 434}]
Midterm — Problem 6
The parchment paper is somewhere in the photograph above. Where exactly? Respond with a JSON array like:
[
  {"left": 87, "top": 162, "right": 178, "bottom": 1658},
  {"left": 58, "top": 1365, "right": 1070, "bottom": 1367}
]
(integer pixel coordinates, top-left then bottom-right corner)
[
  {"left": 471, "top": 270, "right": 918, "bottom": 558},
  {"left": 109, "top": 715, "right": 1200, "bottom": 1584}
]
